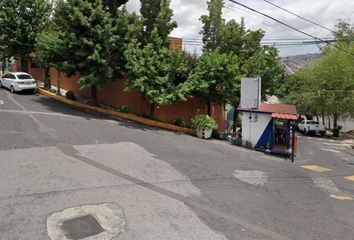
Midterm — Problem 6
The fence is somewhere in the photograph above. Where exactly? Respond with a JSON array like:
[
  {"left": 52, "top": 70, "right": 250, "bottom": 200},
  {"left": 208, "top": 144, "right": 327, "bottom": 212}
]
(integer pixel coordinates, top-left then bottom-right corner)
[{"left": 21, "top": 58, "right": 227, "bottom": 132}]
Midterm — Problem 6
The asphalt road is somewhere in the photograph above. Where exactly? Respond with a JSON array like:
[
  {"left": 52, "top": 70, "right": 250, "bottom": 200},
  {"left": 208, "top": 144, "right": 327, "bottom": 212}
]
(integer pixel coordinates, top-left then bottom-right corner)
[{"left": 0, "top": 88, "right": 353, "bottom": 240}]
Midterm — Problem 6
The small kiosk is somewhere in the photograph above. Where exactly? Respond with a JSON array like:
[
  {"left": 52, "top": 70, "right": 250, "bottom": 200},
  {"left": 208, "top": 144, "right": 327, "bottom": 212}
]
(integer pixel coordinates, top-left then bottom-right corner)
[{"left": 237, "top": 78, "right": 298, "bottom": 159}]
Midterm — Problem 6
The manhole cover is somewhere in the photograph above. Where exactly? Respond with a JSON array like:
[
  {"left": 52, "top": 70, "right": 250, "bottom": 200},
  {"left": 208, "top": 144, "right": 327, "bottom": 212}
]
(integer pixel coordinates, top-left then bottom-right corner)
[
  {"left": 61, "top": 215, "right": 104, "bottom": 240},
  {"left": 47, "top": 203, "right": 126, "bottom": 240}
]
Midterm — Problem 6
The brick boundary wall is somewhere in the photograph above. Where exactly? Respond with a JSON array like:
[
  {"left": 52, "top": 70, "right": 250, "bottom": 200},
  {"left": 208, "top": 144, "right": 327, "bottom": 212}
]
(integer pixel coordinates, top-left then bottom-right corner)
[{"left": 20, "top": 58, "right": 227, "bottom": 132}]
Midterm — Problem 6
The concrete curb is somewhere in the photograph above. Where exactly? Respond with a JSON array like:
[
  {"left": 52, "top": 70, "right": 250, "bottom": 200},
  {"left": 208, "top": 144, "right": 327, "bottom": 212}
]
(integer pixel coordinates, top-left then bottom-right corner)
[{"left": 37, "top": 88, "right": 196, "bottom": 135}]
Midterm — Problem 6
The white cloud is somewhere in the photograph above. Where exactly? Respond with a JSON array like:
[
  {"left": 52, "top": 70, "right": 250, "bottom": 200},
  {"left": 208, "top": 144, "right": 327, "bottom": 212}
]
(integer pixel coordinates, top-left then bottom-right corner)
[{"left": 126, "top": 0, "right": 354, "bottom": 56}]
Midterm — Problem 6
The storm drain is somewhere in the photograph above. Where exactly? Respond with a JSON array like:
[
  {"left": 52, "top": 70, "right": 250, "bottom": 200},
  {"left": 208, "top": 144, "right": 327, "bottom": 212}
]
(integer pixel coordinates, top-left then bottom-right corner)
[
  {"left": 61, "top": 215, "right": 104, "bottom": 239},
  {"left": 47, "top": 203, "right": 126, "bottom": 240}
]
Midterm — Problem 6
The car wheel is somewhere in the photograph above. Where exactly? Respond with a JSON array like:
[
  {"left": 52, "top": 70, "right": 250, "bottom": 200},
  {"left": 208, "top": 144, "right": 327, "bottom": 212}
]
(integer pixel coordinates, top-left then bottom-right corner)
[
  {"left": 320, "top": 132, "right": 325, "bottom": 137},
  {"left": 304, "top": 128, "right": 308, "bottom": 135},
  {"left": 10, "top": 86, "right": 15, "bottom": 93},
  {"left": 0, "top": 81, "right": 2, "bottom": 88}
]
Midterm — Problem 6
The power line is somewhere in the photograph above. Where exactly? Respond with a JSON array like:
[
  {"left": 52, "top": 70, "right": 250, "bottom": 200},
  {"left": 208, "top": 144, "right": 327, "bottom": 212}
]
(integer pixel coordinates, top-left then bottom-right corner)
[
  {"left": 227, "top": 0, "right": 354, "bottom": 56},
  {"left": 224, "top": 3, "right": 275, "bottom": 29},
  {"left": 263, "top": 0, "right": 335, "bottom": 33},
  {"left": 182, "top": 37, "right": 335, "bottom": 41}
]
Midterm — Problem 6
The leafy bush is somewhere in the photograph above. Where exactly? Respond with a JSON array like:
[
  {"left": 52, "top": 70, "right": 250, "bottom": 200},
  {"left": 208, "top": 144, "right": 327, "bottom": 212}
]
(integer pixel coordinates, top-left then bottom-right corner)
[
  {"left": 244, "top": 140, "right": 253, "bottom": 149},
  {"left": 174, "top": 118, "right": 185, "bottom": 127},
  {"left": 65, "top": 91, "right": 76, "bottom": 101},
  {"left": 117, "top": 105, "right": 130, "bottom": 113},
  {"left": 191, "top": 115, "right": 217, "bottom": 130},
  {"left": 50, "top": 88, "right": 56, "bottom": 94}
]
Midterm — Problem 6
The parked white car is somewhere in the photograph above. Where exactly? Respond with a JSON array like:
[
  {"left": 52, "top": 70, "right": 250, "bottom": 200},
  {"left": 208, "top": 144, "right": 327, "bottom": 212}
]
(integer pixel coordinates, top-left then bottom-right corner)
[
  {"left": 0, "top": 72, "right": 36, "bottom": 93},
  {"left": 298, "top": 120, "right": 326, "bottom": 136}
]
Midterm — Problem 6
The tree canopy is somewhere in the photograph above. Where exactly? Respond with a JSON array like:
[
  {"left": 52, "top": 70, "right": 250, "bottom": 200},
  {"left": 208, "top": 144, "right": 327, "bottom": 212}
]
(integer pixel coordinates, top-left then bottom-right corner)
[
  {"left": 0, "top": 0, "right": 51, "bottom": 71},
  {"left": 200, "top": 0, "right": 225, "bottom": 52},
  {"left": 124, "top": 0, "right": 192, "bottom": 116},
  {"left": 280, "top": 20, "right": 354, "bottom": 132},
  {"left": 52, "top": 0, "right": 118, "bottom": 103},
  {"left": 189, "top": 51, "right": 241, "bottom": 114}
]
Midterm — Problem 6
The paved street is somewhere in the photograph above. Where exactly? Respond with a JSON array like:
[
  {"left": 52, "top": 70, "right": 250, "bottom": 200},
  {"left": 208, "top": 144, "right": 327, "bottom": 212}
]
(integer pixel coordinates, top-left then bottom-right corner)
[{"left": 0, "top": 88, "right": 354, "bottom": 240}]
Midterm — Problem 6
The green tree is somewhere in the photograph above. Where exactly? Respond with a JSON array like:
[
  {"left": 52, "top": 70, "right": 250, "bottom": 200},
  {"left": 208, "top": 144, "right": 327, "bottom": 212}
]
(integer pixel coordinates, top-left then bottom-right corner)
[
  {"left": 243, "top": 46, "right": 284, "bottom": 96},
  {"left": 35, "top": 30, "right": 67, "bottom": 94},
  {"left": 125, "top": 29, "right": 191, "bottom": 117},
  {"left": 281, "top": 20, "right": 354, "bottom": 135},
  {"left": 0, "top": 0, "right": 51, "bottom": 71},
  {"left": 218, "top": 19, "right": 284, "bottom": 97},
  {"left": 199, "top": 2, "right": 284, "bottom": 126},
  {"left": 124, "top": 0, "right": 186, "bottom": 117},
  {"left": 102, "top": 0, "right": 128, "bottom": 13},
  {"left": 140, "top": 0, "right": 177, "bottom": 46},
  {"left": 52, "top": 0, "right": 114, "bottom": 105},
  {"left": 108, "top": 7, "right": 132, "bottom": 78},
  {"left": 189, "top": 51, "right": 241, "bottom": 115},
  {"left": 200, "top": 0, "right": 225, "bottom": 52}
]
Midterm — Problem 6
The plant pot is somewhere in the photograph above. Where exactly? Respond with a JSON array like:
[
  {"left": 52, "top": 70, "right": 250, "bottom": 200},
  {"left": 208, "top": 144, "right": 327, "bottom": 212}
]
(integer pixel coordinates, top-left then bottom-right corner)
[{"left": 196, "top": 128, "right": 213, "bottom": 139}]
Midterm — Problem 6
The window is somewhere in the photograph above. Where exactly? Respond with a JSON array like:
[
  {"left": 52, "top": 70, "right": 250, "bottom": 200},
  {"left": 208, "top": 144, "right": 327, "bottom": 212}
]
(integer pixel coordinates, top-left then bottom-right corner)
[
  {"left": 17, "top": 74, "right": 33, "bottom": 80},
  {"left": 8, "top": 74, "right": 16, "bottom": 79}
]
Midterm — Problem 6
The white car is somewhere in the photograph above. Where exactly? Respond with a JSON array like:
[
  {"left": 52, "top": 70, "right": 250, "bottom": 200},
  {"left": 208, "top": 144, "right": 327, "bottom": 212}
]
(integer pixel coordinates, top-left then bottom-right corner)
[
  {"left": 298, "top": 120, "right": 326, "bottom": 136},
  {"left": 0, "top": 72, "right": 37, "bottom": 93}
]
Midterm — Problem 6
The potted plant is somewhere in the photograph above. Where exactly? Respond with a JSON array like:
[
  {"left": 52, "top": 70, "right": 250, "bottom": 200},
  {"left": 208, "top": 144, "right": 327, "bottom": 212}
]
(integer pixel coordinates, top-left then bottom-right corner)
[{"left": 191, "top": 115, "right": 218, "bottom": 139}]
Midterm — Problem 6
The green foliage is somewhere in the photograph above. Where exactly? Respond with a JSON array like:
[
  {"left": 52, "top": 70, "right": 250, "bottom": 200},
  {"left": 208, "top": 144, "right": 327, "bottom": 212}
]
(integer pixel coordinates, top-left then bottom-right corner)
[
  {"left": 189, "top": 51, "right": 241, "bottom": 107},
  {"left": 200, "top": 0, "right": 225, "bottom": 52},
  {"left": 140, "top": 0, "right": 177, "bottom": 46},
  {"left": 198, "top": 2, "right": 284, "bottom": 110},
  {"left": 174, "top": 118, "right": 185, "bottom": 127},
  {"left": 334, "top": 19, "right": 354, "bottom": 44},
  {"left": 191, "top": 115, "right": 217, "bottom": 130},
  {"left": 243, "top": 46, "right": 285, "bottom": 97},
  {"left": 125, "top": 29, "right": 192, "bottom": 107},
  {"left": 280, "top": 20, "right": 354, "bottom": 129},
  {"left": 217, "top": 18, "right": 284, "bottom": 97},
  {"left": 0, "top": 0, "right": 51, "bottom": 60},
  {"left": 52, "top": 0, "right": 115, "bottom": 103},
  {"left": 35, "top": 31, "right": 66, "bottom": 69},
  {"left": 65, "top": 91, "right": 77, "bottom": 101},
  {"left": 108, "top": 7, "right": 131, "bottom": 77},
  {"left": 117, "top": 105, "right": 130, "bottom": 113},
  {"left": 244, "top": 140, "right": 253, "bottom": 149},
  {"left": 102, "top": 0, "right": 128, "bottom": 13}
]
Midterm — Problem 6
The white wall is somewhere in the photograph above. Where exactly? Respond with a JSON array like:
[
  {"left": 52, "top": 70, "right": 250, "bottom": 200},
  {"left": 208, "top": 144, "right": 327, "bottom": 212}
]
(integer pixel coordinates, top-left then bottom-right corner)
[
  {"left": 241, "top": 112, "right": 272, "bottom": 146},
  {"left": 323, "top": 117, "right": 354, "bottom": 132}
]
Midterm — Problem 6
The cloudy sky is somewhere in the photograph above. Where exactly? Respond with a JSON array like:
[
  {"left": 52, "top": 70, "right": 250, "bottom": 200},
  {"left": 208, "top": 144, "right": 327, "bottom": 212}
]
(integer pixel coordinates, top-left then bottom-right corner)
[{"left": 126, "top": 0, "right": 354, "bottom": 56}]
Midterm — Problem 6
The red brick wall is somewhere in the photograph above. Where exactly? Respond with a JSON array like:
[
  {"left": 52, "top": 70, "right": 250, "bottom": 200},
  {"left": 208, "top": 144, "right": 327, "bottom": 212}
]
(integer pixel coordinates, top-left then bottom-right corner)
[
  {"left": 169, "top": 37, "right": 183, "bottom": 51},
  {"left": 19, "top": 57, "right": 227, "bottom": 131}
]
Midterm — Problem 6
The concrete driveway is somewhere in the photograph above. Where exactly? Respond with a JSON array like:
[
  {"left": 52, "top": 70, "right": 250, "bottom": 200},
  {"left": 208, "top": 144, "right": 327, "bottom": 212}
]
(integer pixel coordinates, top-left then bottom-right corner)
[{"left": 0, "top": 88, "right": 353, "bottom": 240}]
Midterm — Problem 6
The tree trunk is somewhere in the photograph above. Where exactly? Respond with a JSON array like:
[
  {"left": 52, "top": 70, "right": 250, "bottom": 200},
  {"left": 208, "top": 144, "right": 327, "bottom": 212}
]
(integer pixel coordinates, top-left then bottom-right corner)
[
  {"left": 232, "top": 106, "right": 238, "bottom": 132},
  {"left": 207, "top": 101, "right": 212, "bottom": 116},
  {"left": 1, "top": 58, "right": 5, "bottom": 73},
  {"left": 333, "top": 113, "right": 338, "bottom": 129},
  {"left": 328, "top": 116, "right": 331, "bottom": 129},
  {"left": 44, "top": 67, "right": 51, "bottom": 90},
  {"left": 56, "top": 71, "right": 61, "bottom": 96},
  {"left": 20, "top": 58, "right": 28, "bottom": 72},
  {"left": 321, "top": 114, "right": 325, "bottom": 125},
  {"left": 91, "top": 86, "right": 98, "bottom": 106},
  {"left": 333, "top": 113, "right": 339, "bottom": 137},
  {"left": 315, "top": 114, "right": 319, "bottom": 122},
  {"left": 150, "top": 102, "right": 155, "bottom": 117}
]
